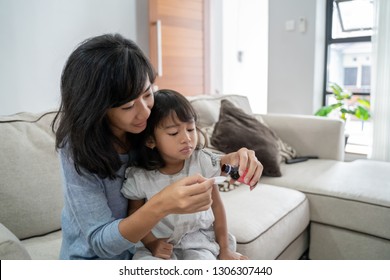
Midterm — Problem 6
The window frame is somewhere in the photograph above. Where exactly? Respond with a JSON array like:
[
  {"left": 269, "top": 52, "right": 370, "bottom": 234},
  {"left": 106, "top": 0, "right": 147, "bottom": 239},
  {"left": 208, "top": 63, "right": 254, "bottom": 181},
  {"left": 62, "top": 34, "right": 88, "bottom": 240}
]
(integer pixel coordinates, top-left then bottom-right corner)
[{"left": 323, "top": 0, "right": 372, "bottom": 106}]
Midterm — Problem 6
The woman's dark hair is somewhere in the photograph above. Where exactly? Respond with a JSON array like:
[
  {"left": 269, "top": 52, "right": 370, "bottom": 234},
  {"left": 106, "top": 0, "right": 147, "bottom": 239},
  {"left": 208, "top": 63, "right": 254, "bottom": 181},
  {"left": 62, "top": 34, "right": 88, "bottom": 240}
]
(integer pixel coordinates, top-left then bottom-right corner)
[
  {"left": 135, "top": 89, "right": 204, "bottom": 170},
  {"left": 52, "top": 33, "right": 156, "bottom": 179}
]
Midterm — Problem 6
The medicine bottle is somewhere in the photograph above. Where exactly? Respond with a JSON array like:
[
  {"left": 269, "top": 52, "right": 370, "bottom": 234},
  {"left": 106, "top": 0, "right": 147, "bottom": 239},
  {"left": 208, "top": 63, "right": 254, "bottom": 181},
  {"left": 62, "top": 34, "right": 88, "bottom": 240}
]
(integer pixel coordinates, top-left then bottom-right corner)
[{"left": 221, "top": 164, "right": 248, "bottom": 184}]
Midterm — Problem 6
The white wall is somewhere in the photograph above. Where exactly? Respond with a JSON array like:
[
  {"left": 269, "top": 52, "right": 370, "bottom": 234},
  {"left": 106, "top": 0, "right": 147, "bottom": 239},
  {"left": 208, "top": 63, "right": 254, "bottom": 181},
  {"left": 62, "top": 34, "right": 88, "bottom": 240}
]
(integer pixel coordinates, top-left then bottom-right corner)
[
  {"left": 1, "top": 0, "right": 325, "bottom": 117},
  {"left": 268, "top": 0, "right": 326, "bottom": 115},
  {"left": 211, "top": 0, "right": 324, "bottom": 115},
  {"left": 0, "top": 0, "right": 148, "bottom": 115},
  {"left": 221, "top": 0, "right": 268, "bottom": 114},
  {"left": 211, "top": 0, "right": 268, "bottom": 114}
]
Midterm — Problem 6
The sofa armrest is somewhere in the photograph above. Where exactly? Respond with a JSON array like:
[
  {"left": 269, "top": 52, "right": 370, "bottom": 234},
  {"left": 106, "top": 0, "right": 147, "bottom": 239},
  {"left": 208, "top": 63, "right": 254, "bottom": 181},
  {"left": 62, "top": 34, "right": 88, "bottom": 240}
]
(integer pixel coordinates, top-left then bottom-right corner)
[
  {"left": 0, "top": 223, "right": 31, "bottom": 260},
  {"left": 258, "top": 114, "right": 345, "bottom": 161}
]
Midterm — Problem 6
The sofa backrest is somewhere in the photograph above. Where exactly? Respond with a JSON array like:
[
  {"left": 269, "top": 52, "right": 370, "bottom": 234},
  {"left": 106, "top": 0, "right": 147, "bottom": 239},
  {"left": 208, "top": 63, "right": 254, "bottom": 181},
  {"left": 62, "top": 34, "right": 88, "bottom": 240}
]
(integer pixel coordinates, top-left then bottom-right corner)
[
  {"left": 187, "top": 94, "right": 252, "bottom": 128},
  {"left": 0, "top": 111, "right": 63, "bottom": 240}
]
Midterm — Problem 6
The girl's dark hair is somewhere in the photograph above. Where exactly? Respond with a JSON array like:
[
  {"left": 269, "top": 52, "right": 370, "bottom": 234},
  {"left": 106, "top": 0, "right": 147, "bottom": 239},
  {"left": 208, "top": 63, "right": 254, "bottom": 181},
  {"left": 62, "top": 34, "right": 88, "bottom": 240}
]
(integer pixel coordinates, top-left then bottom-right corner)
[
  {"left": 135, "top": 89, "right": 203, "bottom": 170},
  {"left": 52, "top": 33, "right": 156, "bottom": 179}
]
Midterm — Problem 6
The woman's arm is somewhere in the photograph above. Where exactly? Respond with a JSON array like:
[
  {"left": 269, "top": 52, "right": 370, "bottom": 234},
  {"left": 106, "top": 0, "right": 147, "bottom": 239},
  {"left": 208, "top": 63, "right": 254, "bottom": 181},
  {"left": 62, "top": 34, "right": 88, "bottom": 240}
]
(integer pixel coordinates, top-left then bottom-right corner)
[{"left": 119, "top": 174, "right": 214, "bottom": 243}]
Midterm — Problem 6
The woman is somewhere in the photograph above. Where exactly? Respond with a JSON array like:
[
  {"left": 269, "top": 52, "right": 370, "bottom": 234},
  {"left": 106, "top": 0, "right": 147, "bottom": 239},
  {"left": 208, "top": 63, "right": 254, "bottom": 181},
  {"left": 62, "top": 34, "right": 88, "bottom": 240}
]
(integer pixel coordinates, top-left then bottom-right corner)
[{"left": 52, "top": 33, "right": 263, "bottom": 259}]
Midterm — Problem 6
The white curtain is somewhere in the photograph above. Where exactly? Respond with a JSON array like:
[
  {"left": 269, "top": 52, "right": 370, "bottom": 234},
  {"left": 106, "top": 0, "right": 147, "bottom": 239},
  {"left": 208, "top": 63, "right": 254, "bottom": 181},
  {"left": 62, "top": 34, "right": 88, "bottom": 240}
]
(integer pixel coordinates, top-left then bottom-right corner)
[{"left": 369, "top": 0, "right": 390, "bottom": 161}]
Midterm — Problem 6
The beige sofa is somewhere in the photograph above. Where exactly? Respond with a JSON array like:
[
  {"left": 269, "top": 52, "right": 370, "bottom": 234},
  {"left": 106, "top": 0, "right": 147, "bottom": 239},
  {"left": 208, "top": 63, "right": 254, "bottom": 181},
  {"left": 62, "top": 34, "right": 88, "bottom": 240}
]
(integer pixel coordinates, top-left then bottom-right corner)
[{"left": 1, "top": 94, "right": 389, "bottom": 260}]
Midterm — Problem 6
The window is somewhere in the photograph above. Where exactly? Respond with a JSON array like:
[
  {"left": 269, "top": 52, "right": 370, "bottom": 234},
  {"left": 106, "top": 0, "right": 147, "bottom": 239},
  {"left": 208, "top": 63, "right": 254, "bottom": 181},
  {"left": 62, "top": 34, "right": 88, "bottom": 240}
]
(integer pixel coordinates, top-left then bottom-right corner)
[
  {"left": 361, "top": 65, "right": 371, "bottom": 86},
  {"left": 324, "top": 0, "right": 374, "bottom": 157},
  {"left": 344, "top": 67, "right": 357, "bottom": 86},
  {"left": 324, "top": 0, "right": 373, "bottom": 99}
]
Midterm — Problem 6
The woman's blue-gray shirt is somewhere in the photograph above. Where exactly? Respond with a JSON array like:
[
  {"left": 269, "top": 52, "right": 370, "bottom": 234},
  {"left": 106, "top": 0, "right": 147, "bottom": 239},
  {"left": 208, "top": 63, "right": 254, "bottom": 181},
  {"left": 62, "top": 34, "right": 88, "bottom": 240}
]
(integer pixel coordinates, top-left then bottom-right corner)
[{"left": 58, "top": 147, "right": 135, "bottom": 259}]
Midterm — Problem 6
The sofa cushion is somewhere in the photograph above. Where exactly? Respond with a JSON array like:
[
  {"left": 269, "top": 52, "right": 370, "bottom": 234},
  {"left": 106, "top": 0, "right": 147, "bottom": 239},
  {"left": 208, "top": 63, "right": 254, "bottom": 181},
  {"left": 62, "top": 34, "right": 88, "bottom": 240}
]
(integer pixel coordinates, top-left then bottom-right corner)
[
  {"left": 220, "top": 184, "right": 310, "bottom": 259},
  {"left": 188, "top": 94, "right": 253, "bottom": 128},
  {"left": 261, "top": 159, "right": 390, "bottom": 241},
  {"left": 310, "top": 222, "right": 390, "bottom": 260},
  {"left": 188, "top": 94, "right": 297, "bottom": 167},
  {"left": 0, "top": 111, "right": 63, "bottom": 240},
  {"left": 21, "top": 230, "right": 62, "bottom": 260},
  {"left": 253, "top": 115, "right": 297, "bottom": 161},
  {"left": 211, "top": 99, "right": 282, "bottom": 177},
  {"left": 0, "top": 223, "right": 31, "bottom": 260}
]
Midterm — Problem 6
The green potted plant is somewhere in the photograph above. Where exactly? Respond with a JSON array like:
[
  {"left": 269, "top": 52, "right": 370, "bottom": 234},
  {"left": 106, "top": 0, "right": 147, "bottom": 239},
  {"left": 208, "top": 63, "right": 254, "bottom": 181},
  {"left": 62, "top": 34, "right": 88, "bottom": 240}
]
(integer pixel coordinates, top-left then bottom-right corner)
[
  {"left": 315, "top": 82, "right": 371, "bottom": 145},
  {"left": 315, "top": 82, "right": 371, "bottom": 121}
]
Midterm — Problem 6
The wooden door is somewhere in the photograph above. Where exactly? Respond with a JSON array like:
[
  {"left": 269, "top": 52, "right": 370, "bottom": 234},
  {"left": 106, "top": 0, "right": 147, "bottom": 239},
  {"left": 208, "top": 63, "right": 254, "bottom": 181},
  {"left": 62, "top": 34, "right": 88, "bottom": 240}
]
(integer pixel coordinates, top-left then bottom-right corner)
[{"left": 149, "top": 0, "right": 207, "bottom": 96}]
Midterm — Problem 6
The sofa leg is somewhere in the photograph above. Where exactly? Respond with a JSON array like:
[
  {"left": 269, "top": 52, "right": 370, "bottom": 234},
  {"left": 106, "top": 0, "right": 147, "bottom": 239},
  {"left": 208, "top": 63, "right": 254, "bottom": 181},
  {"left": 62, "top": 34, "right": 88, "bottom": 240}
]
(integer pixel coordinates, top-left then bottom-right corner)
[{"left": 299, "top": 249, "right": 310, "bottom": 260}]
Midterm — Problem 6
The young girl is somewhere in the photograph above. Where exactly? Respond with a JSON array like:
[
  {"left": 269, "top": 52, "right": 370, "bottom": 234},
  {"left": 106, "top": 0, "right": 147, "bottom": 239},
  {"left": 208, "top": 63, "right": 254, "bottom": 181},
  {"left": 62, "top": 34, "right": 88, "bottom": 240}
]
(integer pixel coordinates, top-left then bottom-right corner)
[{"left": 121, "top": 89, "right": 249, "bottom": 260}]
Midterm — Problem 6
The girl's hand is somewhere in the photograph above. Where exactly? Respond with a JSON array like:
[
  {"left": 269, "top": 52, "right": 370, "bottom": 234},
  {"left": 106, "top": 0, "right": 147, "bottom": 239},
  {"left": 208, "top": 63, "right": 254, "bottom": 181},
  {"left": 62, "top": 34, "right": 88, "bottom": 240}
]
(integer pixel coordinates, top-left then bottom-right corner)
[
  {"left": 220, "top": 147, "right": 263, "bottom": 189},
  {"left": 218, "top": 249, "right": 249, "bottom": 260},
  {"left": 145, "top": 238, "right": 173, "bottom": 259},
  {"left": 156, "top": 174, "right": 214, "bottom": 216}
]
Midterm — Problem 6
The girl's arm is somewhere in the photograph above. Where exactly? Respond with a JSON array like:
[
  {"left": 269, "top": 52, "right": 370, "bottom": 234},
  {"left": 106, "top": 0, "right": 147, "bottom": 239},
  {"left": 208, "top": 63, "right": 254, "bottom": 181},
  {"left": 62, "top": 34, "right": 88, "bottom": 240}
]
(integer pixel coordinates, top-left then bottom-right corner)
[
  {"left": 128, "top": 199, "right": 145, "bottom": 216},
  {"left": 128, "top": 199, "right": 173, "bottom": 259},
  {"left": 211, "top": 185, "right": 248, "bottom": 260},
  {"left": 128, "top": 199, "right": 157, "bottom": 245},
  {"left": 211, "top": 185, "right": 230, "bottom": 251}
]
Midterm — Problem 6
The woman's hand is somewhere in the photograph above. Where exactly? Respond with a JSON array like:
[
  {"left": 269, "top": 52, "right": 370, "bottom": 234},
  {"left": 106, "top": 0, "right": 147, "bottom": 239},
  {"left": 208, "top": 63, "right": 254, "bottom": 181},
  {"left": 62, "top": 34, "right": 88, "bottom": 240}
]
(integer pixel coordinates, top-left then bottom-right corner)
[
  {"left": 155, "top": 174, "right": 214, "bottom": 216},
  {"left": 220, "top": 147, "right": 263, "bottom": 189}
]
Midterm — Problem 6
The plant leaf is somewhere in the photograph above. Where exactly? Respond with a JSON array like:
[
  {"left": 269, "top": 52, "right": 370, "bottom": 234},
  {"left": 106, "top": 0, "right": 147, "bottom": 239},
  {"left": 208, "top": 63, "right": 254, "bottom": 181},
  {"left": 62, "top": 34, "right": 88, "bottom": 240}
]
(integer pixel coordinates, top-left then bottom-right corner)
[
  {"left": 315, "top": 103, "right": 342, "bottom": 116},
  {"left": 355, "top": 106, "right": 371, "bottom": 121},
  {"left": 329, "top": 82, "right": 343, "bottom": 96},
  {"left": 330, "top": 82, "right": 351, "bottom": 100},
  {"left": 340, "top": 108, "right": 355, "bottom": 115},
  {"left": 315, "top": 106, "right": 333, "bottom": 116},
  {"left": 357, "top": 99, "right": 370, "bottom": 109}
]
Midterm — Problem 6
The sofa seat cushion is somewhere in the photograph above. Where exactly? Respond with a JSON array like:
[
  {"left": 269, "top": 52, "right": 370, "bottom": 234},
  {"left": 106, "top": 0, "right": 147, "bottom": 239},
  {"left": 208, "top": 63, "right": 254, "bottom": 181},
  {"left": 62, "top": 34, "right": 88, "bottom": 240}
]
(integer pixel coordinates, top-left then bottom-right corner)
[
  {"left": 261, "top": 159, "right": 390, "bottom": 241},
  {"left": 220, "top": 184, "right": 310, "bottom": 259},
  {"left": 21, "top": 230, "right": 62, "bottom": 260},
  {"left": 0, "top": 223, "right": 31, "bottom": 260}
]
